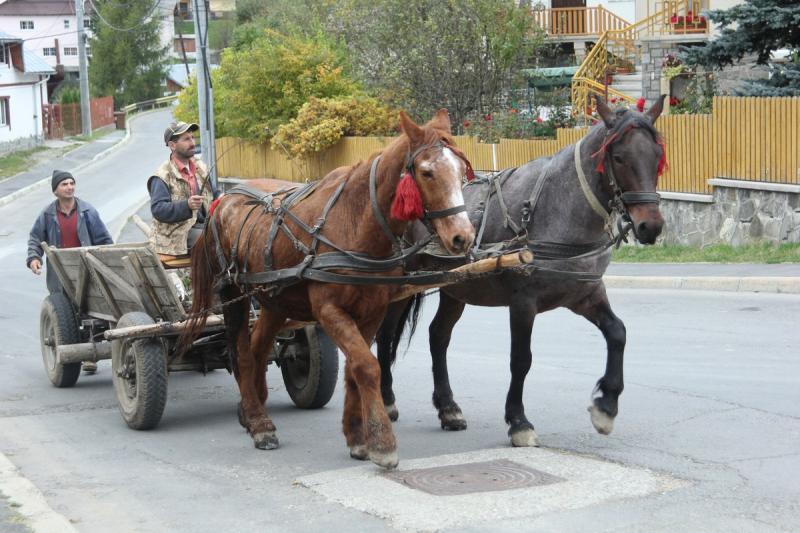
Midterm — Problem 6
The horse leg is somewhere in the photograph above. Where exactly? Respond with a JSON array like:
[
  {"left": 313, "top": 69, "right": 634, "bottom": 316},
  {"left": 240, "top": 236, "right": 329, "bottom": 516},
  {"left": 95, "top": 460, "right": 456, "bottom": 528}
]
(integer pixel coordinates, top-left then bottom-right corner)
[
  {"left": 570, "top": 287, "right": 625, "bottom": 435},
  {"left": 376, "top": 300, "right": 408, "bottom": 422},
  {"left": 235, "top": 310, "right": 284, "bottom": 450},
  {"left": 315, "top": 305, "right": 398, "bottom": 469},
  {"left": 429, "top": 292, "right": 467, "bottom": 431},
  {"left": 505, "top": 302, "right": 539, "bottom": 447}
]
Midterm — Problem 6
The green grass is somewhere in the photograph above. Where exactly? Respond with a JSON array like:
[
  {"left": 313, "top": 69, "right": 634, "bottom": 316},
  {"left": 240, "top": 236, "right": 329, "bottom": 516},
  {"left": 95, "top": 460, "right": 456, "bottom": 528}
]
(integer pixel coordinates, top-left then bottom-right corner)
[
  {"left": 0, "top": 146, "right": 48, "bottom": 179},
  {"left": 69, "top": 127, "right": 114, "bottom": 143},
  {"left": 612, "top": 243, "right": 800, "bottom": 263}
]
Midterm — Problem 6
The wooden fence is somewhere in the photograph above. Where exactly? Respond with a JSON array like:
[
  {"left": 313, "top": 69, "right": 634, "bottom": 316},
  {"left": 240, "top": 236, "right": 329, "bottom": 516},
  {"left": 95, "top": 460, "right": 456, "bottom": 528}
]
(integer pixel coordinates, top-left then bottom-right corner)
[
  {"left": 42, "top": 96, "right": 115, "bottom": 139},
  {"left": 216, "top": 97, "right": 800, "bottom": 194}
]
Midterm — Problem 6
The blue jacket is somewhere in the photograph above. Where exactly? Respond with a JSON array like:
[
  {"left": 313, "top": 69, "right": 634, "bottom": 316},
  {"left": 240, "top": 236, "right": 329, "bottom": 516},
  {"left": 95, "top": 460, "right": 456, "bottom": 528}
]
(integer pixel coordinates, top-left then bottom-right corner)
[{"left": 27, "top": 198, "right": 113, "bottom": 293}]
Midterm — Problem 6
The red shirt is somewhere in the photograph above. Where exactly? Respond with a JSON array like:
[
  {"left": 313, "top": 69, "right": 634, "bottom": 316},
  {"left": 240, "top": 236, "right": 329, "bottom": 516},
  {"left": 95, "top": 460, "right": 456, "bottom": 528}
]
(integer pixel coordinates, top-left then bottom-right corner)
[
  {"left": 172, "top": 156, "right": 198, "bottom": 195},
  {"left": 57, "top": 206, "right": 80, "bottom": 248}
]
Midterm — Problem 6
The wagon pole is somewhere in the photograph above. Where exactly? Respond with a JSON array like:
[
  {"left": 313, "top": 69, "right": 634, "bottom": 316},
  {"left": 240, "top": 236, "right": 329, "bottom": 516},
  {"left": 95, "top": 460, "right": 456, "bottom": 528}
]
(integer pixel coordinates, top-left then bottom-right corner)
[{"left": 103, "top": 250, "right": 533, "bottom": 342}]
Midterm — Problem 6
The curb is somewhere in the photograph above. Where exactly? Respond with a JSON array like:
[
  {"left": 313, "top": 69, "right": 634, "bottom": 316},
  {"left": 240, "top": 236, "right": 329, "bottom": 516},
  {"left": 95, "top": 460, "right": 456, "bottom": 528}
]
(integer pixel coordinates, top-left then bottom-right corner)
[{"left": 604, "top": 275, "right": 800, "bottom": 294}]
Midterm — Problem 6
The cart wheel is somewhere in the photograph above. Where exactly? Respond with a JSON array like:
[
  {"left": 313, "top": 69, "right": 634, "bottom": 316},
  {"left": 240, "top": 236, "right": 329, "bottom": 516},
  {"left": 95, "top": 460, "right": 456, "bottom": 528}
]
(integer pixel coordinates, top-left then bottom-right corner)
[
  {"left": 111, "top": 312, "right": 168, "bottom": 430},
  {"left": 281, "top": 325, "right": 339, "bottom": 409},
  {"left": 39, "top": 293, "right": 82, "bottom": 388}
]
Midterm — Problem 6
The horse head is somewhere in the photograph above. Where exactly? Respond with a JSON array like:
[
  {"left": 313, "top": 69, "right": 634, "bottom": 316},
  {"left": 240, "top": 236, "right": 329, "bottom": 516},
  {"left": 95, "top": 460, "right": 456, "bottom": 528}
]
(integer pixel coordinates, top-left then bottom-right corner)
[
  {"left": 393, "top": 110, "right": 475, "bottom": 255},
  {"left": 594, "top": 96, "right": 667, "bottom": 244}
]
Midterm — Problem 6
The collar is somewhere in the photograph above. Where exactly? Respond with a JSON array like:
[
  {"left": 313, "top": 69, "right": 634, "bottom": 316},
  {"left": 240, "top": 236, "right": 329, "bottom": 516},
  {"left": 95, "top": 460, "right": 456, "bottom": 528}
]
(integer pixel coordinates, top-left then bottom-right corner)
[{"left": 172, "top": 155, "right": 196, "bottom": 176}]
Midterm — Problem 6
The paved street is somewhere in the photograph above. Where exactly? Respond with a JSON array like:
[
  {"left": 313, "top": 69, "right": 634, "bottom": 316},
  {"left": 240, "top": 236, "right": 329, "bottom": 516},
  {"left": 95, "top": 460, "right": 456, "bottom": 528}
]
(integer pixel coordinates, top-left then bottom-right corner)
[{"left": 0, "top": 110, "right": 798, "bottom": 531}]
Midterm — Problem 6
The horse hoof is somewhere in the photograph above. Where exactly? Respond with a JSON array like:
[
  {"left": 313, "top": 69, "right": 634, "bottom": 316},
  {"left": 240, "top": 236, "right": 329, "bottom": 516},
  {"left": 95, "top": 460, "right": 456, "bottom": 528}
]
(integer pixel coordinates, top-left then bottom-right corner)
[
  {"left": 510, "top": 428, "right": 539, "bottom": 447},
  {"left": 369, "top": 449, "right": 399, "bottom": 469},
  {"left": 349, "top": 445, "right": 368, "bottom": 460},
  {"left": 385, "top": 403, "right": 399, "bottom": 422},
  {"left": 440, "top": 413, "right": 467, "bottom": 431},
  {"left": 588, "top": 405, "right": 615, "bottom": 435},
  {"left": 253, "top": 432, "right": 279, "bottom": 450}
]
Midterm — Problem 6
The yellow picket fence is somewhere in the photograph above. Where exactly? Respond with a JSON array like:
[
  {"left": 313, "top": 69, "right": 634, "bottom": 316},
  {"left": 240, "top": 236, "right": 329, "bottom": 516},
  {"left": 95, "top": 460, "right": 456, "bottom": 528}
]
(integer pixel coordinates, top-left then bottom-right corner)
[{"left": 216, "top": 97, "right": 800, "bottom": 195}]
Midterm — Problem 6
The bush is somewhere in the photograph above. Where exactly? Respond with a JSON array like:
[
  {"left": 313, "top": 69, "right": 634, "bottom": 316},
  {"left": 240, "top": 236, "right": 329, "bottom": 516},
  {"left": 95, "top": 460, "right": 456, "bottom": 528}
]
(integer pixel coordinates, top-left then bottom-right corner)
[{"left": 272, "top": 96, "right": 397, "bottom": 157}]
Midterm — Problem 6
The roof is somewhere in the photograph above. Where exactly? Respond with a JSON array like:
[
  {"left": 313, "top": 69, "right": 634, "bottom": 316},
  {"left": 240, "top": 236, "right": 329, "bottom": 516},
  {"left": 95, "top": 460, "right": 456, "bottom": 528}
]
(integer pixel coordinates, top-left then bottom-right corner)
[
  {"left": 23, "top": 49, "right": 55, "bottom": 73},
  {"left": 167, "top": 63, "right": 196, "bottom": 88},
  {"left": 0, "top": 0, "right": 86, "bottom": 16},
  {"left": 521, "top": 66, "right": 579, "bottom": 89},
  {"left": 0, "top": 30, "right": 22, "bottom": 44}
]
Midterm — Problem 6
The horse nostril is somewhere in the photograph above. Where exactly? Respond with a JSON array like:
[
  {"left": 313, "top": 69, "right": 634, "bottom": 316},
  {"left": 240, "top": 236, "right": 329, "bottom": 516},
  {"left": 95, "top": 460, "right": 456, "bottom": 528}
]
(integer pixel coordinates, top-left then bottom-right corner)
[
  {"left": 637, "top": 222, "right": 648, "bottom": 235},
  {"left": 452, "top": 234, "right": 465, "bottom": 251}
]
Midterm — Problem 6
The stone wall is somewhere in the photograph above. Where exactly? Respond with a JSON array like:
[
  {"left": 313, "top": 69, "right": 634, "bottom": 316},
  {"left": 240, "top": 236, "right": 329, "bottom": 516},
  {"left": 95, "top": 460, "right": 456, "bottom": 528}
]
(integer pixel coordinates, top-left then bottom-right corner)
[
  {"left": 658, "top": 180, "right": 800, "bottom": 247},
  {"left": 639, "top": 39, "right": 686, "bottom": 104},
  {"left": 0, "top": 135, "right": 41, "bottom": 157}
]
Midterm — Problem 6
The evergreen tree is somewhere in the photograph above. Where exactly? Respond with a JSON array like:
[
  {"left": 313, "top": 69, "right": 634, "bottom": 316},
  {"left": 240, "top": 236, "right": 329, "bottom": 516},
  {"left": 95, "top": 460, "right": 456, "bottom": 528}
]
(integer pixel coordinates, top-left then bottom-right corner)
[
  {"left": 88, "top": 0, "right": 169, "bottom": 107},
  {"left": 683, "top": 0, "right": 800, "bottom": 96}
]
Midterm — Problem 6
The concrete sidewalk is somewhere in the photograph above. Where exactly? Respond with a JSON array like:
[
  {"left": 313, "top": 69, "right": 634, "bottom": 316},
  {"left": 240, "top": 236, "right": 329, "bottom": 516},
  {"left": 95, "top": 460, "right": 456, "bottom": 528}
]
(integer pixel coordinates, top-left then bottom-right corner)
[{"left": 4, "top": 129, "right": 799, "bottom": 295}]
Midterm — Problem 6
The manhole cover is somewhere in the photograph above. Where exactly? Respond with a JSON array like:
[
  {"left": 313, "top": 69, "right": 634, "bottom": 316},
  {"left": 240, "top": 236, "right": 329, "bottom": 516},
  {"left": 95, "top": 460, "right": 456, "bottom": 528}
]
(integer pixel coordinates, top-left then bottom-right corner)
[{"left": 384, "top": 459, "right": 564, "bottom": 496}]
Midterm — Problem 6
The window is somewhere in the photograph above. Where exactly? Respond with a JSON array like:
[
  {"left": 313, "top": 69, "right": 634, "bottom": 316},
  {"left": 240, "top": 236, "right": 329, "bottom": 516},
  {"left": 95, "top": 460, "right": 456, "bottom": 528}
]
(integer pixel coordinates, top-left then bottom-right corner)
[
  {"left": 20, "top": 20, "right": 34, "bottom": 30},
  {"left": 0, "top": 45, "right": 6, "bottom": 65},
  {"left": 63, "top": 47, "right": 78, "bottom": 56},
  {"left": 64, "top": 20, "right": 70, "bottom": 29},
  {"left": 0, "top": 98, "right": 10, "bottom": 127},
  {"left": 43, "top": 47, "right": 56, "bottom": 57},
  {"left": 84, "top": 19, "right": 90, "bottom": 28}
]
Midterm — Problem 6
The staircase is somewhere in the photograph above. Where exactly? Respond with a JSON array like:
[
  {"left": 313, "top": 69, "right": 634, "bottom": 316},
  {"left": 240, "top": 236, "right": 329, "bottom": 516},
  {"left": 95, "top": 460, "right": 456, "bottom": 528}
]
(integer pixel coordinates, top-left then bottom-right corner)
[{"left": 570, "top": 0, "right": 709, "bottom": 120}]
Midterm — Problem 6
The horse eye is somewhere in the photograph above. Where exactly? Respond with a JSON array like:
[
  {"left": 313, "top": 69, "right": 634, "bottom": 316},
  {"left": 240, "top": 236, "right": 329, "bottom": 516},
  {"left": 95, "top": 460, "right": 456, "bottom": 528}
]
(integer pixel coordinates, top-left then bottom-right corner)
[
  {"left": 421, "top": 170, "right": 434, "bottom": 179},
  {"left": 612, "top": 154, "right": 624, "bottom": 165}
]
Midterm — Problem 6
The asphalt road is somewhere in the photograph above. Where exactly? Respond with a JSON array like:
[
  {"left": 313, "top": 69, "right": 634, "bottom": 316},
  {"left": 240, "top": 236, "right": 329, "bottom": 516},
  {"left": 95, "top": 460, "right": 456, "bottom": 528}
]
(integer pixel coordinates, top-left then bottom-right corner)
[{"left": 0, "top": 110, "right": 798, "bottom": 531}]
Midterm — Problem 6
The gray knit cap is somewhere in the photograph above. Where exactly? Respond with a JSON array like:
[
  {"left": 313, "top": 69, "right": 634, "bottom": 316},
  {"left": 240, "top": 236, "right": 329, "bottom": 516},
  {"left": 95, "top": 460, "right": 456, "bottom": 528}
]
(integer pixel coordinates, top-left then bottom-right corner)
[{"left": 51, "top": 170, "right": 74, "bottom": 191}]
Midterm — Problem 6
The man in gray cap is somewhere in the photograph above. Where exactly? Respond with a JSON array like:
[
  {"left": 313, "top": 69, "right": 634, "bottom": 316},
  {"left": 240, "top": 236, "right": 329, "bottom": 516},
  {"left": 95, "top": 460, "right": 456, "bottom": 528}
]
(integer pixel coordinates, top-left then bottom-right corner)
[
  {"left": 27, "top": 170, "right": 113, "bottom": 373},
  {"left": 147, "top": 121, "right": 218, "bottom": 258}
]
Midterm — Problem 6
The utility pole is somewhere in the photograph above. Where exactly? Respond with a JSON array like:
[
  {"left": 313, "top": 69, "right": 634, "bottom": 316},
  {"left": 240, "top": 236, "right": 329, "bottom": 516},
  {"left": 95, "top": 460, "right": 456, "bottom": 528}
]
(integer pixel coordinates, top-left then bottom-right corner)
[
  {"left": 192, "top": 0, "right": 217, "bottom": 189},
  {"left": 76, "top": 0, "right": 91, "bottom": 136}
]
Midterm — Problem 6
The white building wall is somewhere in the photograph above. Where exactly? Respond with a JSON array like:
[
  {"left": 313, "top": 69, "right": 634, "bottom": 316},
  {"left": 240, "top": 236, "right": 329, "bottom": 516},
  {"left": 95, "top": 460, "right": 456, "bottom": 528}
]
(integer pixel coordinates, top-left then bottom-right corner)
[
  {"left": 587, "top": 0, "right": 636, "bottom": 25},
  {"left": 0, "top": 14, "right": 81, "bottom": 69},
  {"left": 0, "top": 72, "right": 47, "bottom": 145}
]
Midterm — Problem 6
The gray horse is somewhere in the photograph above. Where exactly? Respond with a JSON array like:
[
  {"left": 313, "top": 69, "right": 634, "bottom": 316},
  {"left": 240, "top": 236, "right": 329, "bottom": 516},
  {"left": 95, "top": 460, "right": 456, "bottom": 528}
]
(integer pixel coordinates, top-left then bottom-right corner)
[{"left": 377, "top": 96, "right": 667, "bottom": 446}]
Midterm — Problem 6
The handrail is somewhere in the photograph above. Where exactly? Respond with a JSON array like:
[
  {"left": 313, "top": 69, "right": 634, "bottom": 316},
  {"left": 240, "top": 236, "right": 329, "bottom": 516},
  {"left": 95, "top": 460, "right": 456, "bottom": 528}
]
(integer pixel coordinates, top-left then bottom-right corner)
[
  {"left": 121, "top": 94, "right": 178, "bottom": 114},
  {"left": 571, "top": 0, "right": 709, "bottom": 120}
]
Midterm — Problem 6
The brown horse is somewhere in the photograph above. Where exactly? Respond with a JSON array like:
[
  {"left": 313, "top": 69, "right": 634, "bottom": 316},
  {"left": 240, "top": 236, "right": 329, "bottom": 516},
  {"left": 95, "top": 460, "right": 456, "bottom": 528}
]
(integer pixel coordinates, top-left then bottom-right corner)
[{"left": 182, "top": 110, "right": 474, "bottom": 468}]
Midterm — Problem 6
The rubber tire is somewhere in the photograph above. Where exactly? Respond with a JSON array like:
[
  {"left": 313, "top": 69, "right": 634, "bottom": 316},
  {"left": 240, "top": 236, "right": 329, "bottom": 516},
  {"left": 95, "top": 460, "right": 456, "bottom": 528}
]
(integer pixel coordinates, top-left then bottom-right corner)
[
  {"left": 281, "top": 325, "right": 339, "bottom": 409},
  {"left": 111, "top": 312, "right": 168, "bottom": 430},
  {"left": 39, "top": 293, "right": 82, "bottom": 388}
]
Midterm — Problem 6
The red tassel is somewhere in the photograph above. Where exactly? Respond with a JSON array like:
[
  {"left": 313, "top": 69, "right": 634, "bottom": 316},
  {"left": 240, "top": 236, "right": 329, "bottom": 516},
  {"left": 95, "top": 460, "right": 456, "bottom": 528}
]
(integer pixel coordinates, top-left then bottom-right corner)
[
  {"left": 391, "top": 171, "right": 424, "bottom": 221},
  {"left": 209, "top": 196, "right": 222, "bottom": 217},
  {"left": 657, "top": 139, "right": 668, "bottom": 177},
  {"left": 636, "top": 97, "right": 646, "bottom": 112}
]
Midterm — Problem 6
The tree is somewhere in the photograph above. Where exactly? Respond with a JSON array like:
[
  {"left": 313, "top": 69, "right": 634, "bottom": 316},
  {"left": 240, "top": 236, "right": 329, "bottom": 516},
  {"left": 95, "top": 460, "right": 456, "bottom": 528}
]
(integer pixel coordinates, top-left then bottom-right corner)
[
  {"left": 88, "top": 0, "right": 169, "bottom": 107},
  {"left": 683, "top": 0, "right": 800, "bottom": 96},
  {"left": 332, "top": 0, "right": 543, "bottom": 132},
  {"left": 177, "top": 31, "right": 362, "bottom": 142}
]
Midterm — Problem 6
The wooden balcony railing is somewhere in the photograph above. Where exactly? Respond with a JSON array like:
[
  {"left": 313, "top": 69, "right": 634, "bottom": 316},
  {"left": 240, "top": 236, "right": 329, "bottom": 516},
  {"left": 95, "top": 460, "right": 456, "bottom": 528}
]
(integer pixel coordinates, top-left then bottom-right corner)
[{"left": 531, "top": 6, "right": 630, "bottom": 37}]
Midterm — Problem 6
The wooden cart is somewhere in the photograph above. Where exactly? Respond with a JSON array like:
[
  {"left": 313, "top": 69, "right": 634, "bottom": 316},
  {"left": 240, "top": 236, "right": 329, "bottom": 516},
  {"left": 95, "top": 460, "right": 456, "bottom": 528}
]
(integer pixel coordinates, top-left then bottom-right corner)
[{"left": 39, "top": 242, "right": 339, "bottom": 430}]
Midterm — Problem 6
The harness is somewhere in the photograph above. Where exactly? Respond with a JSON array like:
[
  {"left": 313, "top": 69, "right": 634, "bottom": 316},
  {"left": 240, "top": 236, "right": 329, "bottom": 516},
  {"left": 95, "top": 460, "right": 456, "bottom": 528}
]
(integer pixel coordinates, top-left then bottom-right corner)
[
  {"left": 424, "top": 126, "right": 662, "bottom": 280},
  {"left": 205, "top": 142, "right": 474, "bottom": 295}
]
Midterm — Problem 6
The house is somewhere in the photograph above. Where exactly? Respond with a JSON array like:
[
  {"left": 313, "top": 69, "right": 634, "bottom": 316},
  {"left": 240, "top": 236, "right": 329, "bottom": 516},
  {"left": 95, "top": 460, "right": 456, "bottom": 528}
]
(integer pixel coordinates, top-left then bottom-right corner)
[
  {"left": 0, "top": 0, "right": 175, "bottom": 97},
  {"left": 530, "top": 0, "right": 746, "bottom": 117},
  {"left": 0, "top": 31, "right": 54, "bottom": 154}
]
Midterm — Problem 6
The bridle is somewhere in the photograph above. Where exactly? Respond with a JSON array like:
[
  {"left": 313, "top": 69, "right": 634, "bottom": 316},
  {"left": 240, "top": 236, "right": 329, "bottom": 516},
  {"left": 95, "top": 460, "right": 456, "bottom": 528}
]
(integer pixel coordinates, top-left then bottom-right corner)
[
  {"left": 370, "top": 140, "right": 474, "bottom": 249},
  {"left": 577, "top": 125, "right": 663, "bottom": 243}
]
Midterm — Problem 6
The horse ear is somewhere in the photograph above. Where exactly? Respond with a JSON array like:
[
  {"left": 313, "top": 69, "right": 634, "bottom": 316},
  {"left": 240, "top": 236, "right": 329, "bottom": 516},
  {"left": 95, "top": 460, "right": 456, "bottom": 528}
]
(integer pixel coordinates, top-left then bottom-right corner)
[
  {"left": 646, "top": 94, "right": 667, "bottom": 124},
  {"left": 594, "top": 96, "right": 615, "bottom": 128},
  {"left": 399, "top": 111, "right": 424, "bottom": 145},
  {"left": 428, "top": 108, "right": 452, "bottom": 133}
]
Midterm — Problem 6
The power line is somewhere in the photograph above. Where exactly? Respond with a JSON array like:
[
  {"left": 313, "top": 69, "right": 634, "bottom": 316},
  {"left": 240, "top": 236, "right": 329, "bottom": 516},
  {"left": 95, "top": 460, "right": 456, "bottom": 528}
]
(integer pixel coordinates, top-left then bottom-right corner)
[{"left": 87, "top": 0, "right": 162, "bottom": 32}]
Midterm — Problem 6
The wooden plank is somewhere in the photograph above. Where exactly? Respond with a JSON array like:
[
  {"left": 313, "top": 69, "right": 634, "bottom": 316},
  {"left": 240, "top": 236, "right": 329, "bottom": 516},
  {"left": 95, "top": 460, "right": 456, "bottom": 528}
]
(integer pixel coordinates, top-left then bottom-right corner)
[
  {"left": 82, "top": 253, "right": 128, "bottom": 319},
  {"left": 42, "top": 242, "right": 77, "bottom": 297},
  {"left": 122, "top": 254, "right": 163, "bottom": 320},
  {"left": 74, "top": 253, "right": 90, "bottom": 313}
]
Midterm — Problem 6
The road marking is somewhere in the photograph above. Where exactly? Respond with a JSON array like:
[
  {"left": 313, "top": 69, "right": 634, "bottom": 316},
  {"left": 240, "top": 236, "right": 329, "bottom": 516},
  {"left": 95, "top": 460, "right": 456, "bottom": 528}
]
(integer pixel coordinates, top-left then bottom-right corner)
[
  {"left": 0, "top": 452, "right": 77, "bottom": 533},
  {"left": 297, "top": 447, "right": 686, "bottom": 532}
]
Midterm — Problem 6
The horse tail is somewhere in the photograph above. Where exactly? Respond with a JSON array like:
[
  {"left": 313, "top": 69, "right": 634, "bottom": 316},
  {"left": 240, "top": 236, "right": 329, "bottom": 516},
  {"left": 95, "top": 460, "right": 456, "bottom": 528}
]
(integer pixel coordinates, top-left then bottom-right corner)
[
  {"left": 388, "top": 292, "right": 426, "bottom": 365},
  {"left": 177, "top": 229, "right": 216, "bottom": 355}
]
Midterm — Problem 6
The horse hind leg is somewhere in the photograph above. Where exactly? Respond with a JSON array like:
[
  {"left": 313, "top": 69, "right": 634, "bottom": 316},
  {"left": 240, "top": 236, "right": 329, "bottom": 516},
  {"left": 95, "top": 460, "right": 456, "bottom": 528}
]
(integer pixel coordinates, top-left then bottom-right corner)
[
  {"left": 572, "top": 288, "right": 625, "bottom": 435},
  {"left": 429, "top": 292, "right": 467, "bottom": 431},
  {"left": 236, "top": 310, "right": 285, "bottom": 450},
  {"left": 376, "top": 300, "right": 410, "bottom": 423},
  {"left": 505, "top": 302, "right": 539, "bottom": 447}
]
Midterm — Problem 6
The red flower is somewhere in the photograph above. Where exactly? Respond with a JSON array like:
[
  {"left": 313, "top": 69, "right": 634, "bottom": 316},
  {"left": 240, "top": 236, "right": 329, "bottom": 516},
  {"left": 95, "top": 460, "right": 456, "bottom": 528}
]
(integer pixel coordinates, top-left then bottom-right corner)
[
  {"left": 610, "top": 97, "right": 618, "bottom": 103},
  {"left": 670, "top": 13, "right": 678, "bottom": 24},
  {"left": 509, "top": 108, "right": 518, "bottom": 114},
  {"left": 535, "top": 117, "right": 543, "bottom": 123},
  {"left": 484, "top": 114, "right": 493, "bottom": 121},
  {"left": 686, "top": 10, "right": 693, "bottom": 23},
  {"left": 463, "top": 120, "right": 471, "bottom": 128},
  {"left": 669, "top": 96, "right": 681, "bottom": 106}
]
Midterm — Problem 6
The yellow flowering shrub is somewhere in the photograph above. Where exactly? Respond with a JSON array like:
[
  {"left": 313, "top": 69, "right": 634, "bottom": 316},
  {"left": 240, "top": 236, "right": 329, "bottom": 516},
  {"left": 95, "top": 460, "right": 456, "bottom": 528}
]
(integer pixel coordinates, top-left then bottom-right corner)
[{"left": 273, "top": 96, "right": 398, "bottom": 157}]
